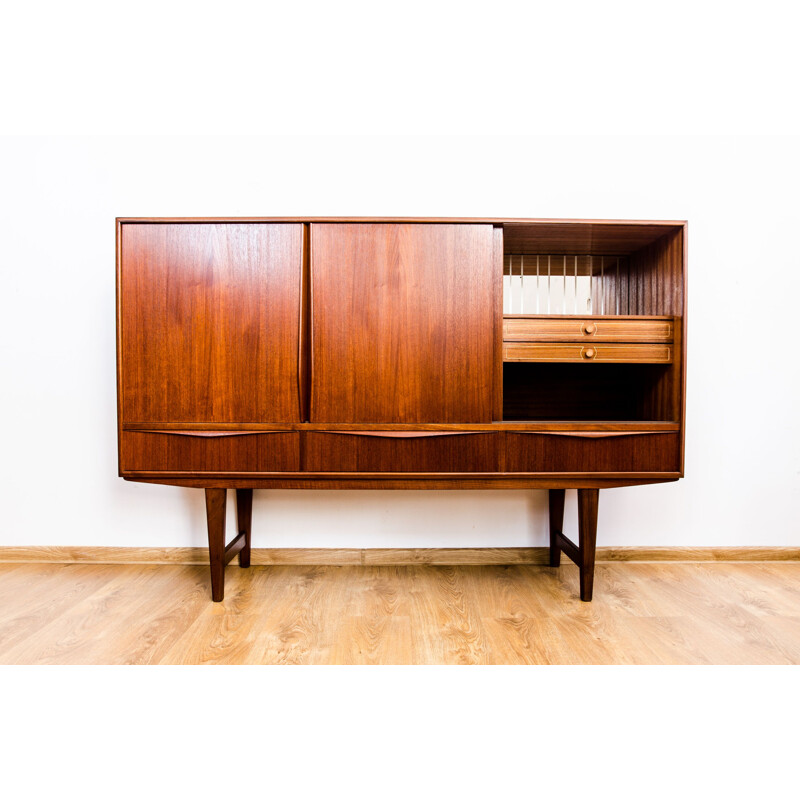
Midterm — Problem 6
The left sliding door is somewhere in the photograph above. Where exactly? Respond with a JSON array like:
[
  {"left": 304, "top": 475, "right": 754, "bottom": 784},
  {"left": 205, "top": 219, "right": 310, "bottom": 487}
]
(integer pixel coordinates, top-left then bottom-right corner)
[{"left": 119, "top": 223, "right": 304, "bottom": 424}]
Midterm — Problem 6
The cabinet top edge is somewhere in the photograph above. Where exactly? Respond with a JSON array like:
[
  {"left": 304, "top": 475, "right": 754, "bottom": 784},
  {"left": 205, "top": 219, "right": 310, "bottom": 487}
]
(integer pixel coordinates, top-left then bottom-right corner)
[{"left": 115, "top": 217, "right": 688, "bottom": 226}]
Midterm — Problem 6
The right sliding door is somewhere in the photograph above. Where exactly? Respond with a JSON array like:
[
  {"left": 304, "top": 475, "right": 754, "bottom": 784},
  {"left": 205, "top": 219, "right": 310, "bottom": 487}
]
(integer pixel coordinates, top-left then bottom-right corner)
[{"left": 310, "top": 223, "right": 496, "bottom": 424}]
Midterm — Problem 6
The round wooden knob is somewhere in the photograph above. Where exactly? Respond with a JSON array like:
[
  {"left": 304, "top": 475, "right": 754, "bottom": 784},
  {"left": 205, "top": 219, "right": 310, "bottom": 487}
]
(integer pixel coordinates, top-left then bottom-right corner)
[
  {"left": 584, "top": 323, "right": 596, "bottom": 335},
  {"left": 583, "top": 348, "right": 596, "bottom": 359}
]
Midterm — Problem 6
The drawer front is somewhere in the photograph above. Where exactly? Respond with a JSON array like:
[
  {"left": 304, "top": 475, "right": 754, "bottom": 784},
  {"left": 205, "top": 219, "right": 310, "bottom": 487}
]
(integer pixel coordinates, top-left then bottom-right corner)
[
  {"left": 304, "top": 431, "right": 500, "bottom": 472},
  {"left": 503, "top": 317, "right": 674, "bottom": 342},
  {"left": 503, "top": 342, "right": 672, "bottom": 363},
  {"left": 506, "top": 432, "right": 680, "bottom": 473},
  {"left": 120, "top": 431, "right": 300, "bottom": 473}
]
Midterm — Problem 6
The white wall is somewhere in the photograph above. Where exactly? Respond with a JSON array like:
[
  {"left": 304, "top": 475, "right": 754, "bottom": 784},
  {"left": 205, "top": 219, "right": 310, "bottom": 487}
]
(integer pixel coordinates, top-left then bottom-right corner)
[{"left": 1, "top": 135, "right": 798, "bottom": 549}]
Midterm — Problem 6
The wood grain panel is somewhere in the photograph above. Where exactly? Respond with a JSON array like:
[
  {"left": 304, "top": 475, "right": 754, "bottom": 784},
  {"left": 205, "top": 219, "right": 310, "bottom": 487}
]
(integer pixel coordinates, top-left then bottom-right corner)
[
  {"left": 120, "top": 223, "right": 302, "bottom": 423},
  {"left": 628, "top": 227, "right": 684, "bottom": 317},
  {"left": 127, "top": 475, "right": 677, "bottom": 489},
  {"left": 298, "top": 223, "right": 311, "bottom": 422},
  {"left": 503, "top": 342, "right": 673, "bottom": 364},
  {"left": 506, "top": 432, "right": 680, "bottom": 473},
  {"left": 493, "top": 226, "right": 504, "bottom": 421},
  {"left": 120, "top": 431, "right": 300, "bottom": 473},
  {"left": 310, "top": 223, "right": 495, "bottom": 423},
  {"left": 123, "top": 421, "right": 680, "bottom": 432},
  {"left": 503, "top": 222, "right": 684, "bottom": 255},
  {"left": 641, "top": 317, "right": 681, "bottom": 422},
  {"left": 304, "top": 431, "right": 499, "bottom": 472},
  {"left": 119, "top": 216, "right": 688, "bottom": 225},
  {"left": 4, "top": 546, "right": 798, "bottom": 565},
  {"left": 3, "top": 562, "right": 799, "bottom": 664},
  {"left": 503, "top": 316, "right": 674, "bottom": 342},
  {"left": 625, "top": 227, "right": 685, "bottom": 424}
]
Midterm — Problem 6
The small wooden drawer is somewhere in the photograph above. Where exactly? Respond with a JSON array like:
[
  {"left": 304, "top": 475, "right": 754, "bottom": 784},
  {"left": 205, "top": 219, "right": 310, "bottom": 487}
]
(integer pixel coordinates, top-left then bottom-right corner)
[
  {"left": 120, "top": 431, "right": 300, "bottom": 473},
  {"left": 503, "top": 317, "right": 674, "bottom": 343},
  {"left": 505, "top": 432, "right": 680, "bottom": 473},
  {"left": 503, "top": 342, "right": 672, "bottom": 364},
  {"left": 304, "top": 431, "right": 500, "bottom": 472}
]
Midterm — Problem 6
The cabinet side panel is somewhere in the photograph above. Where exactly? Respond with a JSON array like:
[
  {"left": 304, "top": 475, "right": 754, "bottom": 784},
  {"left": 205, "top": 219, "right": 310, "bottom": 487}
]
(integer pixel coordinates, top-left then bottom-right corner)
[
  {"left": 310, "top": 223, "right": 495, "bottom": 423},
  {"left": 120, "top": 223, "right": 302, "bottom": 423}
]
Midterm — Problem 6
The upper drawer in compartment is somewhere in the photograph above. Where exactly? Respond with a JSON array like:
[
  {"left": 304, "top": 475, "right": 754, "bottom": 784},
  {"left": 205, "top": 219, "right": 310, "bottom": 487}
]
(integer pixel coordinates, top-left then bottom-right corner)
[
  {"left": 304, "top": 431, "right": 500, "bottom": 473},
  {"left": 506, "top": 431, "right": 680, "bottom": 473},
  {"left": 120, "top": 431, "right": 300, "bottom": 473},
  {"left": 503, "top": 317, "right": 674, "bottom": 342},
  {"left": 503, "top": 342, "right": 672, "bottom": 363}
]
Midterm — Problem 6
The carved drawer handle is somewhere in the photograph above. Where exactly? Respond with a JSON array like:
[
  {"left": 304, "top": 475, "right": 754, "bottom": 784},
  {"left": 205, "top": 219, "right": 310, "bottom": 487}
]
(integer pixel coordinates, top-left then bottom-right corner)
[
  {"left": 583, "top": 323, "right": 596, "bottom": 335},
  {"left": 319, "top": 431, "right": 484, "bottom": 439},
  {"left": 133, "top": 430, "right": 285, "bottom": 438},
  {"left": 582, "top": 347, "right": 596, "bottom": 360}
]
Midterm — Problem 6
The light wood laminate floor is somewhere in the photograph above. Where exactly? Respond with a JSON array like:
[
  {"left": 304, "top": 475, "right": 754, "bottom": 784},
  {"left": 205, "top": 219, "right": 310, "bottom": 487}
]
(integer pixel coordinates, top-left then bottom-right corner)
[{"left": 0, "top": 562, "right": 798, "bottom": 664}]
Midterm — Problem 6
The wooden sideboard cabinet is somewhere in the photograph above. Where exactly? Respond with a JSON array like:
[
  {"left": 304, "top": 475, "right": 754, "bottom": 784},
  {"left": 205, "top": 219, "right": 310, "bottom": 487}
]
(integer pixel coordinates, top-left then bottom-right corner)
[{"left": 116, "top": 217, "right": 687, "bottom": 602}]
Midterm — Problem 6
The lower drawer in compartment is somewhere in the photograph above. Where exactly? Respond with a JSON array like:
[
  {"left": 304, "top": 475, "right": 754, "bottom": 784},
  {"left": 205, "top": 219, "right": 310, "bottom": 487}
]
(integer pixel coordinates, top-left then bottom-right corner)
[
  {"left": 120, "top": 431, "right": 300, "bottom": 473},
  {"left": 503, "top": 342, "right": 673, "bottom": 363},
  {"left": 304, "top": 431, "right": 500, "bottom": 472},
  {"left": 505, "top": 432, "right": 680, "bottom": 473}
]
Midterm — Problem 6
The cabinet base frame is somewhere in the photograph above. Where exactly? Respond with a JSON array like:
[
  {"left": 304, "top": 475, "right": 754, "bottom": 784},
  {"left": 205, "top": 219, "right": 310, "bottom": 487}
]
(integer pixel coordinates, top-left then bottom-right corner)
[
  {"left": 202, "top": 484, "right": 603, "bottom": 603},
  {"left": 128, "top": 472, "right": 680, "bottom": 490}
]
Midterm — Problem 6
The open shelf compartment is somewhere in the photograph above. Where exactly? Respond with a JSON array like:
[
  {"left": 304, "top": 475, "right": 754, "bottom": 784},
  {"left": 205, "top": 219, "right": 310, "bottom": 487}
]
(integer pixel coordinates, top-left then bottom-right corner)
[
  {"left": 497, "top": 221, "right": 685, "bottom": 425},
  {"left": 503, "top": 362, "right": 678, "bottom": 422}
]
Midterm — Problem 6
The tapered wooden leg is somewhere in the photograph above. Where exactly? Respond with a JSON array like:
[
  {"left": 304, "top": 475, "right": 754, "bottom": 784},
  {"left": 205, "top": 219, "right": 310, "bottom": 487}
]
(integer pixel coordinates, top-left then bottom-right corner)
[
  {"left": 578, "top": 488, "right": 599, "bottom": 602},
  {"left": 205, "top": 488, "right": 227, "bottom": 602},
  {"left": 548, "top": 488, "right": 601, "bottom": 601},
  {"left": 236, "top": 489, "right": 253, "bottom": 568},
  {"left": 548, "top": 489, "right": 565, "bottom": 567}
]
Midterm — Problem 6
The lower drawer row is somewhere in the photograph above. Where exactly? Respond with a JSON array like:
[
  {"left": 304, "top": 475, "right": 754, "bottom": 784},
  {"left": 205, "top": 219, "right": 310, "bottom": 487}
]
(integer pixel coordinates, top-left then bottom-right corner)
[{"left": 120, "top": 430, "right": 680, "bottom": 474}]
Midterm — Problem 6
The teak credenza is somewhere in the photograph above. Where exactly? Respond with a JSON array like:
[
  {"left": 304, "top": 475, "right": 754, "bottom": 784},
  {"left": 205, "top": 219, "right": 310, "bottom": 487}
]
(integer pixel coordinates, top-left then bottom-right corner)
[{"left": 116, "top": 217, "right": 687, "bottom": 601}]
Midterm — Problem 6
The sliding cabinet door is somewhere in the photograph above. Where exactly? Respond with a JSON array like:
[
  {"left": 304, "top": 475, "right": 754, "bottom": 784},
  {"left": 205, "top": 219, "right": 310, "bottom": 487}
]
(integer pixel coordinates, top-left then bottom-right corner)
[
  {"left": 310, "top": 223, "right": 495, "bottom": 423},
  {"left": 120, "top": 223, "right": 303, "bottom": 424}
]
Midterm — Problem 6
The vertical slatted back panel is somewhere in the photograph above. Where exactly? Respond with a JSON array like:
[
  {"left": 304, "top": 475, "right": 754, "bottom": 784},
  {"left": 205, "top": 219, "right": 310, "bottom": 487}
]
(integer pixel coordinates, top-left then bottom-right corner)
[
  {"left": 629, "top": 228, "right": 684, "bottom": 316},
  {"left": 633, "top": 226, "right": 685, "bottom": 422}
]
